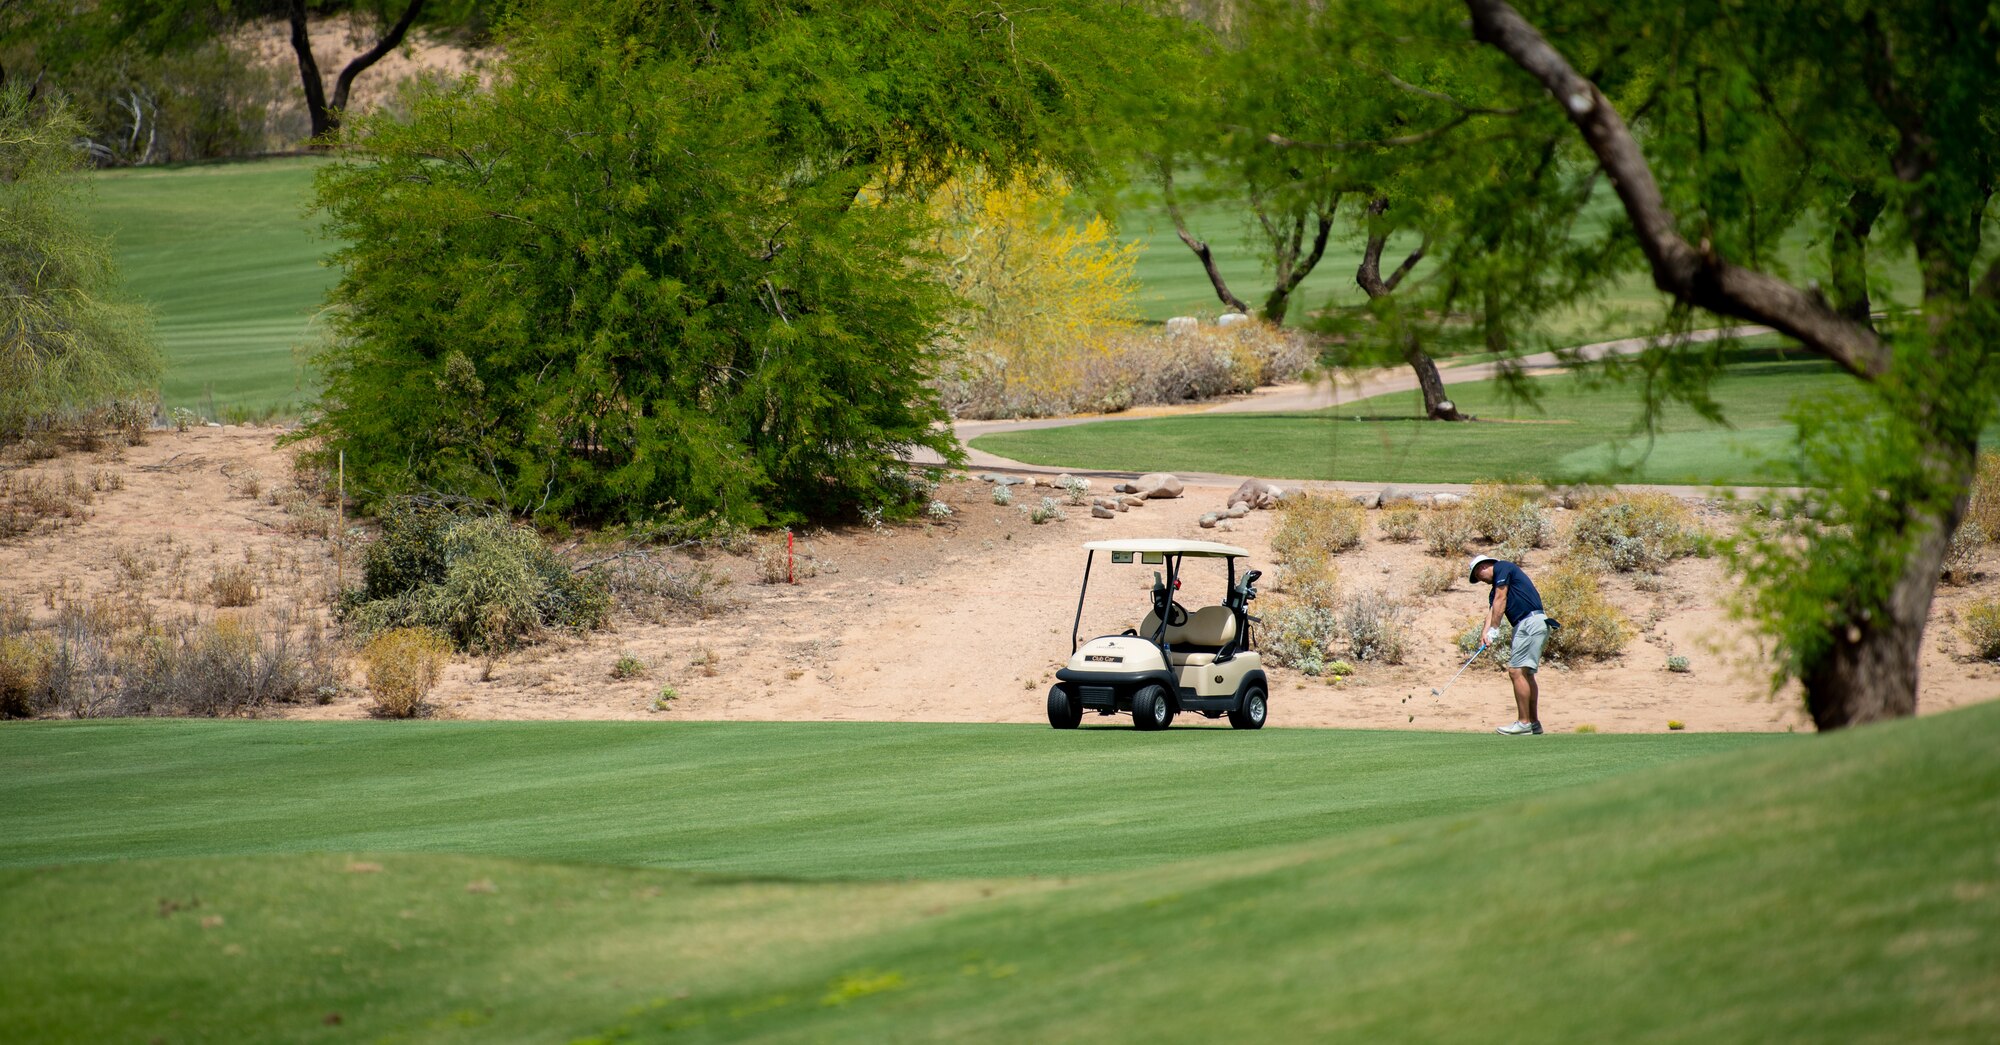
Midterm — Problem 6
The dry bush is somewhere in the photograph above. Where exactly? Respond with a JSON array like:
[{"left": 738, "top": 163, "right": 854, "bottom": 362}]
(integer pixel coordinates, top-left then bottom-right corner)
[
  {"left": 0, "top": 632, "right": 55, "bottom": 718},
  {"left": 610, "top": 654, "right": 647, "bottom": 680},
  {"left": 1272, "top": 494, "right": 1365, "bottom": 564},
  {"left": 1277, "top": 557, "right": 1340, "bottom": 607},
  {"left": 209, "top": 564, "right": 260, "bottom": 607},
  {"left": 1540, "top": 564, "right": 1632, "bottom": 660},
  {"left": 1415, "top": 561, "right": 1458, "bottom": 597},
  {"left": 1566, "top": 493, "right": 1702, "bottom": 572},
  {"left": 1965, "top": 451, "right": 2000, "bottom": 541},
  {"left": 940, "top": 322, "right": 1318, "bottom": 419},
  {"left": 1262, "top": 598, "right": 1341, "bottom": 677},
  {"left": 0, "top": 468, "right": 94, "bottom": 539},
  {"left": 116, "top": 611, "right": 342, "bottom": 717},
  {"left": 1941, "top": 520, "right": 1985, "bottom": 585},
  {"left": 1466, "top": 484, "right": 1550, "bottom": 551},
  {"left": 600, "top": 554, "right": 732, "bottom": 620},
  {"left": 1341, "top": 590, "right": 1409, "bottom": 664},
  {"left": 1958, "top": 598, "right": 2000, "bottom": 659},
  {"left": 1378, "top": 503, "right": 1421, "bottom": 542},
  {"left": 1421, "top": 507, "right": 1475, "bottom": 557},
  {"left": 363, "top": 627, "right": 452, "bottom": 719}
]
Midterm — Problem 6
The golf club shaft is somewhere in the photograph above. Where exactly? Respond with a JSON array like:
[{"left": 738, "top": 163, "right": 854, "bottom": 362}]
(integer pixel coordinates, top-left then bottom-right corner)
[{"left": 1434, "top": 643, "right": 1489, "bottom": 699}]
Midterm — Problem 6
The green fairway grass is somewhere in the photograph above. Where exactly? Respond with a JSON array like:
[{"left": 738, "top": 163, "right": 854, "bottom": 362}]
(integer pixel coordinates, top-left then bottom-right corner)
[
  {"left": 971, "top": 340, "right": 1930, "bottom": 486},
  {"left": 84, "top": 158, "right": 336, "bottom": 418},
  {"left": 3, "top": 706, "right": 1995, "bottom": 1042},
  {"left": 0, "top": 720, "right": 1767, "bottom": 877}
]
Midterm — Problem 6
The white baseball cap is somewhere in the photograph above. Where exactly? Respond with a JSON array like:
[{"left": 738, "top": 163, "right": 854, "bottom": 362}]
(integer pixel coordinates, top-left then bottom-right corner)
[{"left": 1467, "top": 555, "right": 1499, "bottom": 583}]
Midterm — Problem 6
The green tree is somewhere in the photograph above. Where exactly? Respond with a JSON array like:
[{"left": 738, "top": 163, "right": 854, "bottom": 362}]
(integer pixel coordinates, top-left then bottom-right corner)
[
  {"left": 307, "top": 0, "right": 1170, "bottom": 527},
  {"left": 0, "top": 88, "right": 160, "bottom": 440},
  {"left": 1462, "top": 0, "right": 2000, "bottom": 727}
]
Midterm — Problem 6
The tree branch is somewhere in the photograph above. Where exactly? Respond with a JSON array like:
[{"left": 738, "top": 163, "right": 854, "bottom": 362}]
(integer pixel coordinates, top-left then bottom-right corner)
[
  {"left": 1260, "top": 112, "right": 1476, "bottom": 152},
  {"left": 1158, "top": 160, "right": 1251, "bottom": 314},
  {"left": 331, "top": 1, "right": 429, "bottom": 116},
  {"left": 1465, "top": 0, "right": 1892, "bottom": 380}
]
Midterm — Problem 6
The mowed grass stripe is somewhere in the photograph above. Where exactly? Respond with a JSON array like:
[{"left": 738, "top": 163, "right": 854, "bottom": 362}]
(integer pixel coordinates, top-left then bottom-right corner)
[
  {"left": 2, "top": 704, "right": 1992, "bottom": 1043},
  {"left": 0, "top": 720, "right": 1773, "bottom": 879}
]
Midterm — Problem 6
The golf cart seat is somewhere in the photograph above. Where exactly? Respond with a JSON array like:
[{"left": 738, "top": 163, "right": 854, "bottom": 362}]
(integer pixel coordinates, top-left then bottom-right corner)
[{"left": 1141, "top": 606, "right": 1239, "bottom": 666}]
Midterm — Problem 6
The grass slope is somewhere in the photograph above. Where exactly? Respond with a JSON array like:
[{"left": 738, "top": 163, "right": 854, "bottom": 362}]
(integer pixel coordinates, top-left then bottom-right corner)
[
  {"left": 0, "top": 720, "right": 1765, "bottom": 878},
  {"left": 3, "top": 706, "right": 1994, "bottom": 1042},
  {"left": 85, "top": 158, "right": 336, "bottom": 417},
  {"left": 972, "top": 342, "right": 1902, "bottom": 486}
]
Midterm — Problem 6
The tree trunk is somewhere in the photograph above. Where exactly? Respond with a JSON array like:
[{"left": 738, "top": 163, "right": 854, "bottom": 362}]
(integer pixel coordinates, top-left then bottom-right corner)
[
  {"left": 1158, "top": 161, "right": 1251, "bottom": 315},
  {"left": 288, "top": 0, "right": 427, "bottom": 145},
  {"left": 1482, "top": 283, "right": 1508, "bottom": 354},
  {"left": 1405, "top": 342, "right": 1461, "bottom": 420},
  {"left": 1801, "top": 451, "right": 1969, "bottom": 727}
]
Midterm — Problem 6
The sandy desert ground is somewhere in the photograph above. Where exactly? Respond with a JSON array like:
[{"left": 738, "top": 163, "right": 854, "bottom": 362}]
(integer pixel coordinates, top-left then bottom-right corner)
[{"left": 4, "top": 426, "right": 1998, "bottom": 733}]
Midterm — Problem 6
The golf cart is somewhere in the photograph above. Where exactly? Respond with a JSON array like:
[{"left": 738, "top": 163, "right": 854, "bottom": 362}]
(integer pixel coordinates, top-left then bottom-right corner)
[{"left": 1049, "top": 539, "right": 1268, "bottom": 731}]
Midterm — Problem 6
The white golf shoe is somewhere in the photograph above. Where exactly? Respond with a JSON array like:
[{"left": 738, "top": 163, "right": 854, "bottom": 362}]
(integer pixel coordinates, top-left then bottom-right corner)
[{"left": 1495, "top": 721, "right": 1541, "bottom": 736}]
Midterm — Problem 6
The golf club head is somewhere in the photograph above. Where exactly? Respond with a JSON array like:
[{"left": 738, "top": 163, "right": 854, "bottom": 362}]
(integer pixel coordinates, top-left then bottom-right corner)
[{"left": 1429, "top": 687, "right": 1441, "bottom": 697}]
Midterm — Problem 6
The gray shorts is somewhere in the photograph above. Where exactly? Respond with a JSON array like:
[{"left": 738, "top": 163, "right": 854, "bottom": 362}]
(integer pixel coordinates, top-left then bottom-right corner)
[{"left": 1509, "top": 614, "right": 1549, "bottom": 672}]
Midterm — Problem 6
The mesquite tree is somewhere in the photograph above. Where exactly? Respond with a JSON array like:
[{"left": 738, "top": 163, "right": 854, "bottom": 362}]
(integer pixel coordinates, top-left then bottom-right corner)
[{"left": 1464, "top": 0, "right": 2000, "bottom": 727}]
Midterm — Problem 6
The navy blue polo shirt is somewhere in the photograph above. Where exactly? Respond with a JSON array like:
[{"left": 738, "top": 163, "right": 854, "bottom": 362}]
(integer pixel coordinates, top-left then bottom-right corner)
[{"left": 1486, "top": 560, "right": 1544, "bottom": 626}]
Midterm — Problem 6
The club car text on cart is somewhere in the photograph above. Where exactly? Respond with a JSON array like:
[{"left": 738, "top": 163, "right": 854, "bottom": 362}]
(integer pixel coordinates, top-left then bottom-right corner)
[{"left": 1048, "top": 539, "right": 1268, "bottom": 731}]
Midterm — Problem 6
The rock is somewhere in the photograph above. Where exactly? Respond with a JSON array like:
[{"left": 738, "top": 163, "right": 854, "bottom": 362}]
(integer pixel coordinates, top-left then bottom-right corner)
[
  {"left": 1198, "top": 514, "right": 1219, "bottom": 529},
  {"left": 975, "top": 473, "right": 1028, "bottom": 486},
  {"left": 1032, "top": 476, "right": 1054, "bottom": 488},
  {"left": 1216, "top": 312, "right": 1250, "bottom": 328},
  {"left": 1165, "top": 315, "right": 1198, "bottom": 335},
  {"left": 1228, "top": 478, "right": 1286, "bottom": 510},
  {"left": 1119, "top": 495, "right": 1146, "bottom": 508},
  {"left": 1431, "top": 492, "right": 1464, "bottom": 508},
  {"left": 1350, "top": 491, "right": 1382, "bottom": 509},
  {"left": 1091, "top": 505, "right": 1116, "bottom": 519},
  {"left": 1217, "top": 519, "right": 1236, "bottom": 532},
  {"left": 1112, "top": 482, "right": 1136, "bottom": 494},
  {"left": 1132, "top": 472, "right": 1184, "bottom": 500},
  {"left": 1093, "top": 498, "right": 1127, "bottom": 513},
  {"left": 1224, "top": 505, "right": 1248, "bottom": 519}
]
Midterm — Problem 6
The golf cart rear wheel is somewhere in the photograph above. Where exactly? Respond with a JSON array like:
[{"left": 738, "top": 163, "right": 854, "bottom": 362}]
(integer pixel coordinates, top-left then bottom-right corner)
[
  {"left": 1047, "top": 684, "right": 1082, "bottom": 729},
  {"left": 1131, "top": 684, "right": 1173, "bottom": 731},
  {"left": 1228, "top": 685, "right": 1268, "bottom": 730}
]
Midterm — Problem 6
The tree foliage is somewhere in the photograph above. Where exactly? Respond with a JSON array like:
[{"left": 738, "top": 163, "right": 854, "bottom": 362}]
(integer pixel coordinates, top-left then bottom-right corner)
[
  {"left": 0, "top": 89, "right": 160, "bottom": 441},
  {"left": 306, "top": 0, "right": 1171, "bottom": 528}
]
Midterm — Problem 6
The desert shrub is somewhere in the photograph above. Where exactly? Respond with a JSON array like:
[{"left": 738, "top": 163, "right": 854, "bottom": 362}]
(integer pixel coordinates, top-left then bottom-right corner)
[
  {"left": 116, "top": 612, "right": 341, "bottom": 717},
  {"left": 1965, "top": 451, "right": 2000, "bottom": 541},
  {"left": 1276, "top": 556, "right": 1340, "bottom": 606},
  {"left": 1272, "top": 494, "right": 1365, "bottom": 563},
  {"left": 362, "top": 627, "right": 452, "bottom": 719},
  {"left": 1026, "top": 497, "right": 1064, "bottom": 524},
  {"left": 1060, "top": 475, "right": 1092, "bottom": 506},
  {"left": 0, "top": 632, "right": 55, "bottom": 718},
  {"left": 754, "top": 534, "right": 826, "bottom": 584},
  {"left": 1566, "top": 493, "right": 1702, "bottom": 572},
  {"left": 610, "top": 654, "right": 647, "bottom": 680},
  {"left": 1941, "top": 520, "right": 1986, "bottom": 585},
  {"left": 1378, "top": 503, "right": 1421, "bottom": 542},
  {"left": 340, "top": 504, "right": 609, "bottom": 652},
  {"left": 1421, "top": 507, "right": 1475, "bottom": 557},
  {"left": 1466, "top": 484, "right": 1550, "bottom": 550},
  {"left": 1262, "top": 599, "right": 1341, "bottom": 676},
  {"left": 1341, "top": 590, "right": 1409, "bottom": 664},
  {"left": 1959, "top": 599, "right": 2000, "bottom": 660},
  {"left": 1667, "top": 654, "right": 1691, "bottom": 673},
  {"left": 992, "top": 484, "right": 1013, "bottom": 506},
  {"left": 209, "top": 564, "right": 259, "bottom": 607},
  {"left": 598, "top": 555, "right": 731, "bottom": 620},
  {"left": 1415, "top": 561, "right": 1458, "bottom": 597}
]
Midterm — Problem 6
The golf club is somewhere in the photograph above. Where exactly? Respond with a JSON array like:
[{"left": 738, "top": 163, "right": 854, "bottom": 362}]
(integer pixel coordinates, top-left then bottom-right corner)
[{"left": 1431, "top": 642, "right": 1490, "bottom": 700}]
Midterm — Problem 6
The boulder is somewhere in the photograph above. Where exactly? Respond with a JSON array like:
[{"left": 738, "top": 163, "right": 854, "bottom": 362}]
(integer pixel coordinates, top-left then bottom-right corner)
[
  {"left": 1228, "top": 478, "right": 1286, "bottom": 510},
  {"left": 1431, "top": 492, "right": 1464, "bottom": 508},
  {"left": 1112, "top": 482, "right": 1137, "bottom": 494},
  {"left": 1165, "top": 315, "right": 1199, "bottom": 335},
  {"left": 1217, "top": 519, "right": 1236, "bottom": 532},
  {"left": 1119, "top": 495, "right": 1146, "bottom": 508},
  {"left": 975, "top": 472, "right": 1028, "bottom": 486},
  {"left": 1133, "top": 472, "right": 1184, "bottom": 500},
  {"left": 1216, "top": 312, "right": 1251, "bottom": 328},
  {"left": 1091, "top": 505, "right": 1116, "bottom": 519},
  {"left": 1350, "top": 490, "right": 1382, "bottom": 509},
  {"left": 1224, "top": 505, "right": 1248, "bottom": 519},
  {"left": 1198, "top": 514, "right": 1219, "bottom": 529}
]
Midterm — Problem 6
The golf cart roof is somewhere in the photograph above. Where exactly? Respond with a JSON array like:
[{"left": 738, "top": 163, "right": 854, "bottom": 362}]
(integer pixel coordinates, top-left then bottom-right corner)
[{"left": 1081, "top": 538, "right": 1250, "bottom": 559}]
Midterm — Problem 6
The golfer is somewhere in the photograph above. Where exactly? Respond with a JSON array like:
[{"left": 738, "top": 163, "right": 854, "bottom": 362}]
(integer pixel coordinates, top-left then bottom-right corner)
[{"left": 1467, "top": 555, "right": 1556, "bottom": 736}]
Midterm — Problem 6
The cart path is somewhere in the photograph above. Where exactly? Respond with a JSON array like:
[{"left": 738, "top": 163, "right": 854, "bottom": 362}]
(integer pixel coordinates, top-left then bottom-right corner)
[{"left": 916, "top": 325, "right": 1777, "bottom": 499}]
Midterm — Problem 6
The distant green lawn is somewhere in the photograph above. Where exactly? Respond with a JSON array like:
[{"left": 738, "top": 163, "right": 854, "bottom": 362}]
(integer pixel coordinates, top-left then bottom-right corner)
[
  {"left": 84, "top": 158, "right": 336, "bottom": 418},
  {"left": 4, "top": 706, "right": 1996, "bottom": 1043},
  {"left": 972, "top": 339, "right": 1928, "bottom": 486}
]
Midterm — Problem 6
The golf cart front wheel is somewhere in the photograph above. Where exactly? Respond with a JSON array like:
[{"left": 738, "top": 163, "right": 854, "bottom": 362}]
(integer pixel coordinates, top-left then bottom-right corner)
[
  {"left": 1131, "top": 684, "right": 1173, "bottom": 731},
  {"left": 1047, "top": 685, "right": 1082, "bottom": 729},
  {"left": 1228, "top": 685, "right": 1268, "bottom": 730}
]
